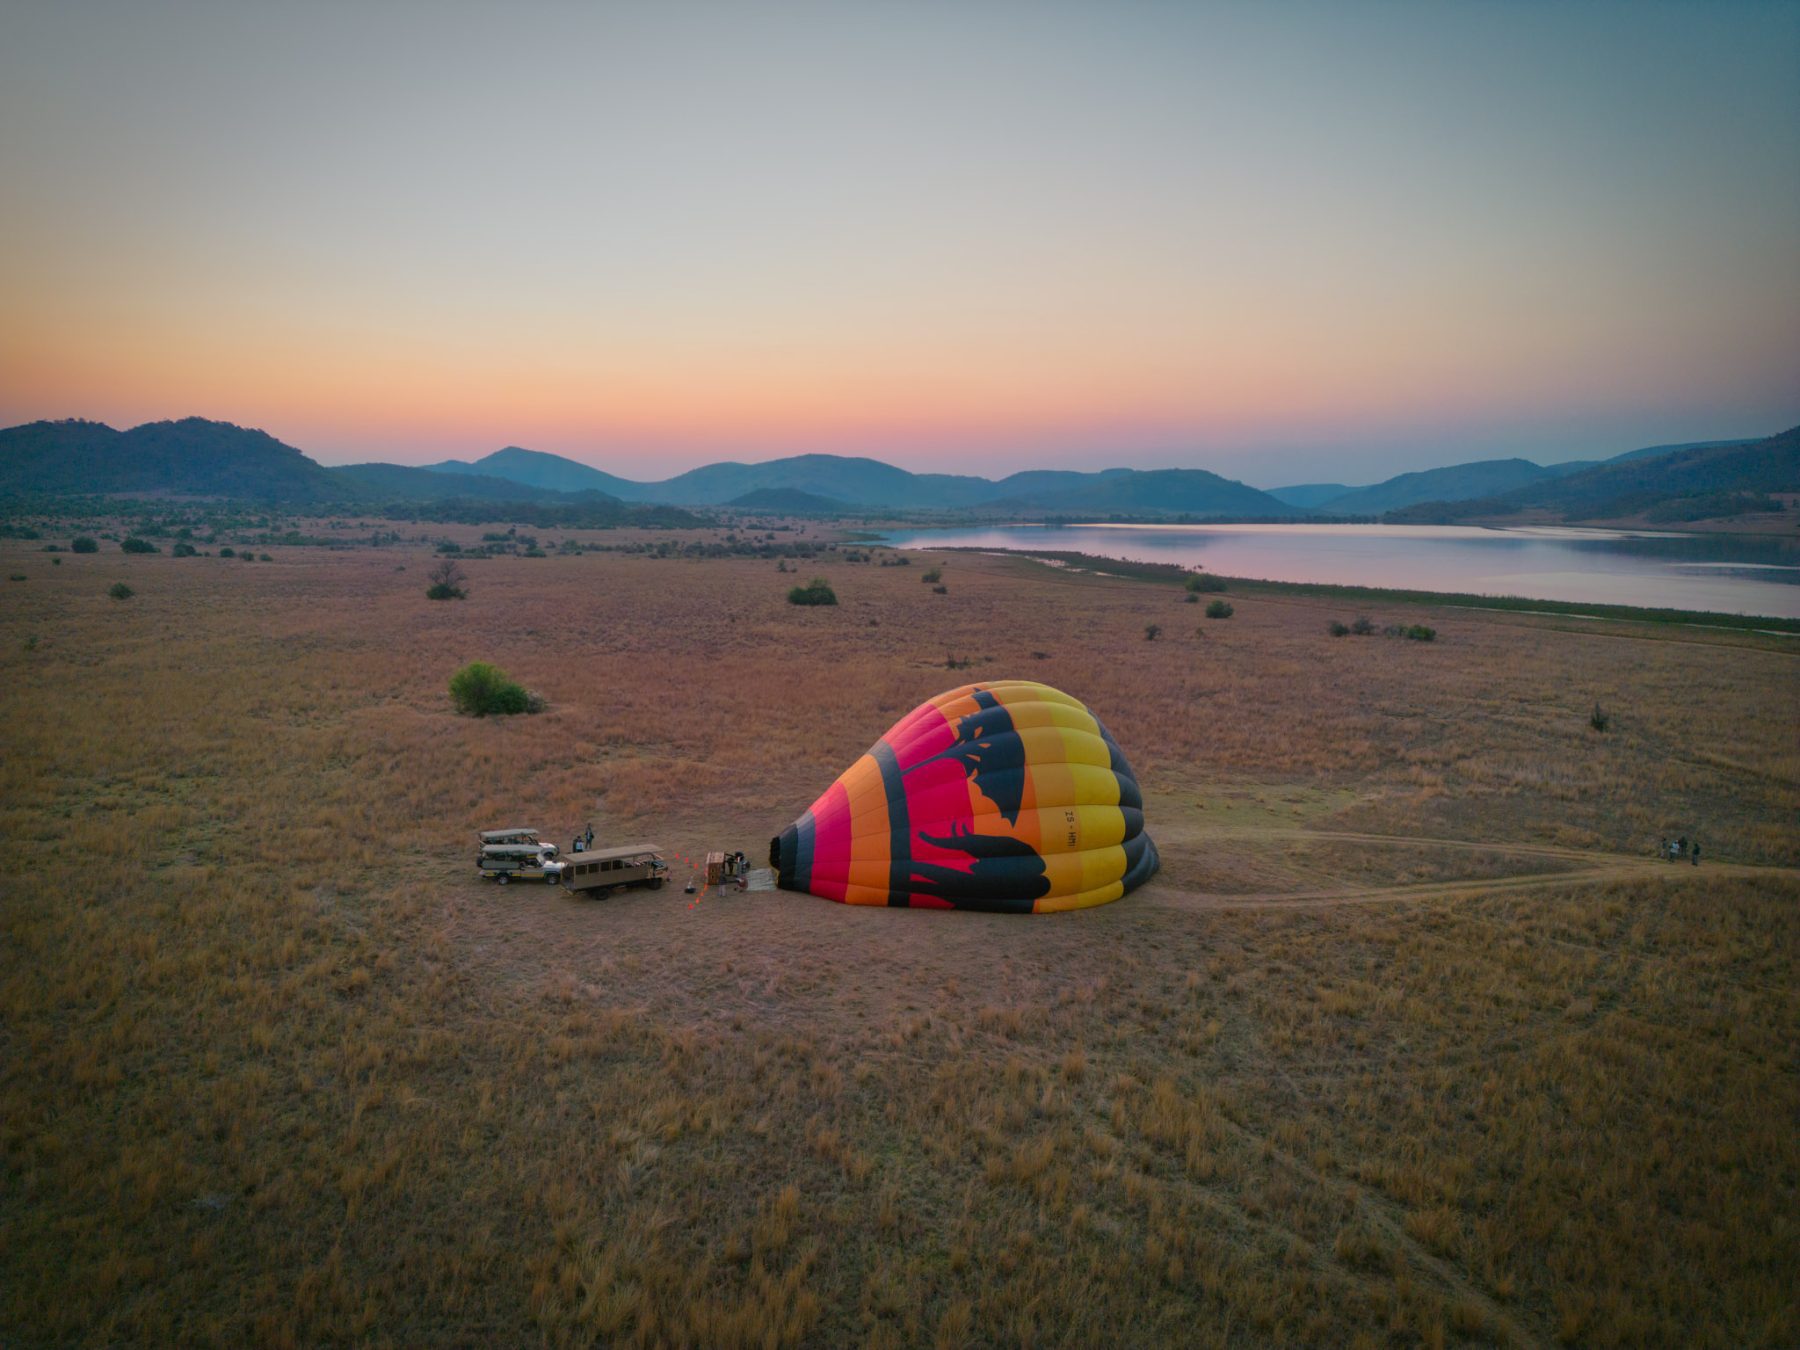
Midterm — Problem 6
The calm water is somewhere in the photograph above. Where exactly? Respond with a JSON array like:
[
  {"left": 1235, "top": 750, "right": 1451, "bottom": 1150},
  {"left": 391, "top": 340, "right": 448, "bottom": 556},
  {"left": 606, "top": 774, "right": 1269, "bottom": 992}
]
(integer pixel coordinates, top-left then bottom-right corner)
[{"left": 875, "top": 524, "right": 1800, "bottom": 620}]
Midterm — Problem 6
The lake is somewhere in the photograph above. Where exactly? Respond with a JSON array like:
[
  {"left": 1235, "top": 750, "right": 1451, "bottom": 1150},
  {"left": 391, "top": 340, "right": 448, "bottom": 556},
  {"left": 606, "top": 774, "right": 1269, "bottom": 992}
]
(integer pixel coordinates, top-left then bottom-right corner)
[{"left": 873, "top": 523, "right": 1800, "bottom": 620}]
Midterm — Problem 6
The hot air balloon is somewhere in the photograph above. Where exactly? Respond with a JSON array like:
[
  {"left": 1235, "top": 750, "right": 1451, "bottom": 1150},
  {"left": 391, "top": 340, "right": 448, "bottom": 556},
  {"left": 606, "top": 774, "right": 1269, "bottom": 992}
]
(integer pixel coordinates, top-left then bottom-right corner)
[{"left": 770, "top": 680, "right": 1157, "bottom": 913}]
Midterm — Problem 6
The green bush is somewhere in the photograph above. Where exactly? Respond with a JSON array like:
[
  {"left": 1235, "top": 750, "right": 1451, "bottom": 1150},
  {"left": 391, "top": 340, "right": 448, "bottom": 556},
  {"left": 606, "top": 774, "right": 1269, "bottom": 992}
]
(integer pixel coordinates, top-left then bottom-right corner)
[
  {"left": 120, "top": 537, "right": 158, "bottom": 554},
  {"left": 1350, "top": 616, "right": 1376, "bottom": 635},
  {"left": 449, "top": 661, "right": 533, "bottom": 717},
  {"left": 1144, "top": 623, "right": 1161, "bottom": 641},
  {"left": 171, "top": 542, "right": 198, "bottom": 557},
  {"left": 787, "top": 578, "right": 837, "bottom": 606},
  {"left": 1405, "top": 625, "right": 1436, "bottom": 642},
  {"left": 108, "top": 582, "right": 133, "bottom": 601},
  {"left": 1185, "top": 573, "right": 1227, "bottom": 593},
  {"left": 70, "top": 537, "right": 99, "bottom": 553},
  {"left": 1328, "top": 620, "right": 1350, "bottom": 637},
  {"left": 219, "top": 547, "right": 236, "bottom": 558},
  {"left": 1205, "top": 600, "right": 1234, "bottom": 619},
  {"left": 921, "top": 567, "right": 942, "bottom": 584}
]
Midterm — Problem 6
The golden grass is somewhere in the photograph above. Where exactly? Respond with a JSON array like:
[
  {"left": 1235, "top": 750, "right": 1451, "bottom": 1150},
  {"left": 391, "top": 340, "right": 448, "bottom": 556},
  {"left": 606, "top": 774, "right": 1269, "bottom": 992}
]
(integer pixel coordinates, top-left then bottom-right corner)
[{"left": 0, "top": 533, "right": 1795, "bottom": 1345}]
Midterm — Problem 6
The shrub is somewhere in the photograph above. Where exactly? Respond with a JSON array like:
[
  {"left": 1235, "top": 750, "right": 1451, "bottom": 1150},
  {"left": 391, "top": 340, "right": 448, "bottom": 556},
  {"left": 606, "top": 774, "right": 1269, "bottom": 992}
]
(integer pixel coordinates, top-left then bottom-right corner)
[
  {"left": 1144, "top": 623, "right": 1161, "bottom": 641},
  {"left": 8, "top": 573, "right": 26, "bottom": 582},
  {"left": 426, "top": 558, "right": 467, "bottom": 600},
  {"left": 1183, "top": 592, "right": 1198, "bottom": 603},
  {"left": 108, "top": 582, "right": 133, "bottom": 600},
  {"left": 1328, "top": 621, "right": 1350, "bottom": 637},
  {"left": 449, "top": 661, "right": 533, "bottom": 717},
  {"left": 219, "top": 547, "right": 236, "bottom": 558},
  {"left": 787, "top": 578, "right": 837, "bottom": 606},
  {"left": 1350, "top": 616, "right": 1376, "bottom": 635},
  {"left": 921, "top": 567, "right": 942, "bottom": 584},
  {"left": 70, "top": 537, "right": 98, "bottom": 554},
  {"left": 120, "top": 537, "right": 158, "bottom": 553},
  {"left": 1205, "top": 600, "right": 1234, "bottom": 619},
  {"left": 1186, "top": 573, "right": 1227, "bottom": 593},
  {"left": 436, "top": 540, "right": 462, "bottom": 554},
  {"left": 171, "top": 542, "right": 198, "bottom": 557},
  {"left": 1590, "top": 703, "right": 1610, "bottom": 733},
  {"left": 932, "top": 584, "right": 948, "bottom": 595},
  {"left": 1405, "top": 625, "right": 1436, "bottom": 642},
  {"left": 259, "top": 553, "right": 273, "bottom": 562}
]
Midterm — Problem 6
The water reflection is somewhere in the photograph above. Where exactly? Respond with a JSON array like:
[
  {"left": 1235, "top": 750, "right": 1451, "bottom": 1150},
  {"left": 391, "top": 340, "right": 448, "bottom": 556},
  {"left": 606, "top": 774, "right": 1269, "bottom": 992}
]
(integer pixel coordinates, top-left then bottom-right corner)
[{"left": 873, "top": 524, "right": 1800, "bottom": 619}]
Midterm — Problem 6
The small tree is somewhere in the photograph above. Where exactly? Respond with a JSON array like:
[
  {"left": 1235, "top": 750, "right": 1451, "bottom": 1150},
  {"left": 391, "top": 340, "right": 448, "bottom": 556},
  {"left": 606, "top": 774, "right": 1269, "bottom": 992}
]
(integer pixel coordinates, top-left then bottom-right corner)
[
  {"left": 921, "top": 567, "right": 942, "bottom": 584},
  {"left": 449, "top": 661, "right": 532, "bottom": 716},
  {"left": 1205, "top": 600, "right": 1234, "bottom": 619},
  {"left": 108, "top": 582, "right": 133, "bottom": 600},
  {"left": 1589, "top": 702, "right": 1610, "bottom": 733},
  {"left": 71, "top": 537, "right": 98, "bottom": 554},
  {"left": 1144, "top": 623, "right": 1161, "bottom": 641},
  {"left": 120, "top": 537, "right": 158, "bottom": 554},
  {"left": 427, "top": 558, "right": 468, "bottom": 600},
  {"left": 1186, "top": 573, "right": 1227, "bottom": 593},
  {"left": 787, "top": 577, "right": 837, "bottom": 606}
]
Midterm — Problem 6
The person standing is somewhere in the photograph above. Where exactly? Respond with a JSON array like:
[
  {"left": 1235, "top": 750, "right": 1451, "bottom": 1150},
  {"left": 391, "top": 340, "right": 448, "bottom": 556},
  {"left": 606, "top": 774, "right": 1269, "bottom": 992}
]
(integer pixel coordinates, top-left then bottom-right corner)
[{"left": 1691, "top": 840, "right": 1700, "bottom": 867}]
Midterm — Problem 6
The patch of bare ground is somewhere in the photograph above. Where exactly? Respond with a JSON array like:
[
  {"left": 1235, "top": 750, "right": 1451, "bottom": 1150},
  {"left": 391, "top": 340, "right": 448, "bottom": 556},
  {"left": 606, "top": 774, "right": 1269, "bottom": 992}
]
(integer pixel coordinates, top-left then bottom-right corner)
[{"left": 1, "top": 536, "right": 1795, "bottom": 1345}]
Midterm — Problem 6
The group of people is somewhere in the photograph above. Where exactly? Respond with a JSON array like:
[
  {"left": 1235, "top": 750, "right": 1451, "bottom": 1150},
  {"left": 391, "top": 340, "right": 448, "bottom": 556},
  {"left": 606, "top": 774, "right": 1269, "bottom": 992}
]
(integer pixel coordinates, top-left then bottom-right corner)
[
  {"left": 571, "top": 823, "right": 595, "bottom": 853},
  {"left": 1659, "top": 835, "right": 1700, "bottom": 865}
]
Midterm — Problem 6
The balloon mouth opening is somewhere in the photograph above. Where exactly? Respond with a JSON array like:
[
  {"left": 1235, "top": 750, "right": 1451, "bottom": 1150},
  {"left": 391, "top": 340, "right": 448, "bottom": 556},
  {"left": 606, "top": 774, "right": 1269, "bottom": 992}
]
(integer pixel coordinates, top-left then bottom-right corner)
[{"left": 768, "top": 835, "right": 782, "bottom": 868}]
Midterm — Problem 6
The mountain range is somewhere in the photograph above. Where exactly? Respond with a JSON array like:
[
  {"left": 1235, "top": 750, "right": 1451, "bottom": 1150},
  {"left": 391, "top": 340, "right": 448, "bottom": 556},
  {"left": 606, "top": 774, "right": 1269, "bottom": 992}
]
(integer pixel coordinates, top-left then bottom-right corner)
[{"left": 0, "top": 417, "right": 1791, "bottom": 525}]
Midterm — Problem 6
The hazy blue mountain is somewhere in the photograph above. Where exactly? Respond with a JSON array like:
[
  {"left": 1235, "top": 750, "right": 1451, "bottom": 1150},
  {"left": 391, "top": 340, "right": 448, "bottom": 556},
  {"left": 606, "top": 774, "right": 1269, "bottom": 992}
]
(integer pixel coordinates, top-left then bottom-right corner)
[
  {"left": 1266, "top": 482, "right": 1356, "bottom": 509},
  {"left": 1319, "top": 459, "right": 1563, "bottom": 515},
  {"left": 726, "top": 487, "right": 853, "bottom": 514},
  {"left": 330, "top": 462, "right": 618, "bottom": 503},
  {"left": 1386, "top": 427, "right": 1800, "bottom": 523},
  {"left": 645, "top": 454, "right": 995, "bottom": 508},
  {"left": 993, "top": 468, "right": 1296, "bottom": 518},
  {"left": 1601, "top": 438, "right": 1755, "bottom": 465},
  {"left": 428, "top": 446, "right": 648, "bottom": 498},
  {"left": 0, "top": 417, "right": 347, "bottom": 500}
]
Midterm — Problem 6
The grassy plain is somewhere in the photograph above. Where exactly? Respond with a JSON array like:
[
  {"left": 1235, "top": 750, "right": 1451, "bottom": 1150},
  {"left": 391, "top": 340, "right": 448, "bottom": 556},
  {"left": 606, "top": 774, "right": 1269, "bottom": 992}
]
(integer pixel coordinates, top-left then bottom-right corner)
[{"left": 1, "top": 530, "right": 1796, "bottom": 1347}]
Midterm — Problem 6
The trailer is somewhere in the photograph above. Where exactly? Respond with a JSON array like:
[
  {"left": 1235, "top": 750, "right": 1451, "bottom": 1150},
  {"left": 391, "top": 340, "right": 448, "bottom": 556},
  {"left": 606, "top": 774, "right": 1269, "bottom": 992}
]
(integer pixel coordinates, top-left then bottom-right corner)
[{"left": 561, "top": 844, "right": 667, "bottom": 897}]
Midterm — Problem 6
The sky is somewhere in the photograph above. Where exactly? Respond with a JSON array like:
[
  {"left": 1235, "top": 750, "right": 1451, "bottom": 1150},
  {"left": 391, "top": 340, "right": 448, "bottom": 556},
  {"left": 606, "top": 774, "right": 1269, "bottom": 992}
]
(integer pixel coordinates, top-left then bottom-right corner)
[{"left": 1, "top": 1, "right": 1796, "bottom": 487}]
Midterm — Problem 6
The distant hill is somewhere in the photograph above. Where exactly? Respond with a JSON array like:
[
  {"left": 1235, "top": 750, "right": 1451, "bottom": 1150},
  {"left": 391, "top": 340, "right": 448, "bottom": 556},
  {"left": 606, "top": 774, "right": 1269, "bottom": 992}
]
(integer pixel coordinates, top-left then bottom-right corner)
[
  {"left": 427, "top": 446, "right": 647, "bottom": 499},
  {"left": 0, "top": 417, "right": 346, "bottom": 500},
  {"left": 1318, "top": 459, "right": 1566, "bottom": 515},
  {"left": 996, "top": 468, "right": 1296, "bottom": 518},
  {"left": 453, "top": 446, "right": 1290, "bottom": 515},
  {"left": 1266, "top": 482, "right": 1355, "bottom": 509},
  {"left": 1386, "top": 427, "right": 1800, "bottom": 524},
  {"left": 330, "top": 462, "right": 613, "bottom": 504},
  {"left": 725, "top": 487, "right": 853, "bottom": 514}
]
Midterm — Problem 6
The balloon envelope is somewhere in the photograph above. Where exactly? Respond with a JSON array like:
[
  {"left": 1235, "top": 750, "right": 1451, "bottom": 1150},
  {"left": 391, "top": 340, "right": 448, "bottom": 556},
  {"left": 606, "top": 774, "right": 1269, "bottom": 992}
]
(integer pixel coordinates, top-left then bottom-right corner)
[{"left": 770, "top": 680, "right": 1157, "bottom": 913}]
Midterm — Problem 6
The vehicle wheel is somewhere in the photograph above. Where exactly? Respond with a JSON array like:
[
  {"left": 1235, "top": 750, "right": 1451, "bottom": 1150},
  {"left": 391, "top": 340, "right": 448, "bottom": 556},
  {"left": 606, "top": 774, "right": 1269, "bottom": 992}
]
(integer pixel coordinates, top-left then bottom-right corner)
[
  {"left": 547, "top": 873, "right": 559, "bottom": 884},
  {"left": 651, "top": 878, "right": 664, "bottom": 890},
  {"left": 498, "top": 874, "right": 509, "bottom": 885}
]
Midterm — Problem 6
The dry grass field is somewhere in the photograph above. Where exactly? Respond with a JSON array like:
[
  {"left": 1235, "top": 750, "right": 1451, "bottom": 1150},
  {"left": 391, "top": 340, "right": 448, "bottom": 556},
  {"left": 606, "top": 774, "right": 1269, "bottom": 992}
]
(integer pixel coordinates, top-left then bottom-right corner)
[{"left": 1, "top": 530, "right": 1796, "bottom": 1347}]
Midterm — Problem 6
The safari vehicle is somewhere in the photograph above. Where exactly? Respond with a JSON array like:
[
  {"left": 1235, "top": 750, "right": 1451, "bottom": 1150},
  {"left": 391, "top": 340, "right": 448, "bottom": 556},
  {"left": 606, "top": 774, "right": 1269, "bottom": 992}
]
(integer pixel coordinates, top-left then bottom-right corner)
[
  {"left": 561, "top": 844, "right": 667, "bottom": 896},
  {"left": 478, "top": 842, "right": 566, "bottom": 884},
  {"left": 480, "top": 827, "right": 543, "bottom": 847}
]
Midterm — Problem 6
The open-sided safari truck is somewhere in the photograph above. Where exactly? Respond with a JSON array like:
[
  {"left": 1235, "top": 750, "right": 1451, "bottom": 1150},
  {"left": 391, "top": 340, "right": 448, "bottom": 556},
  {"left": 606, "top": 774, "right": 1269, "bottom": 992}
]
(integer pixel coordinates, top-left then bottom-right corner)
[
  {"left": 561, "top": 844, "right": 667, "bottom": 897},
  {"left": 478, "top": 841, "right": 565, "bottom": 884}
]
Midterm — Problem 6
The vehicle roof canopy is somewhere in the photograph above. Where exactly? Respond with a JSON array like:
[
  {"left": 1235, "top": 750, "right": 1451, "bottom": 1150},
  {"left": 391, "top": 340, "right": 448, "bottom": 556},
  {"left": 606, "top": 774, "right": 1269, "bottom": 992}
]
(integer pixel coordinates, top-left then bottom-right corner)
[
  {"left": 480, "top": 842, "right": 557, "bottom": 858},
  {"left": 571, "top": 844, "right": 663, "bottom": 862},
  {"left": 480, "top": 827, "right": 539, "bottom": 841}
]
